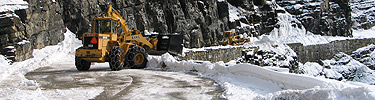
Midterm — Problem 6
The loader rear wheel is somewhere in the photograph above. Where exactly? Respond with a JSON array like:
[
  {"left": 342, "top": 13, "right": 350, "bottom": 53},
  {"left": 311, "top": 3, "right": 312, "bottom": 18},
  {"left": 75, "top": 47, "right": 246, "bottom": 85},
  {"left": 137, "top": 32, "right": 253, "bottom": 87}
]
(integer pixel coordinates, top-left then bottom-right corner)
[
  {"left": 109, "top": 46, "right": 125, "bottom": 71},
  {"left": 75, "top": 56, "right": 91, "bottom": 71},
  {"left": 126, "top": 46, "right": 148, "bottom": 69}
]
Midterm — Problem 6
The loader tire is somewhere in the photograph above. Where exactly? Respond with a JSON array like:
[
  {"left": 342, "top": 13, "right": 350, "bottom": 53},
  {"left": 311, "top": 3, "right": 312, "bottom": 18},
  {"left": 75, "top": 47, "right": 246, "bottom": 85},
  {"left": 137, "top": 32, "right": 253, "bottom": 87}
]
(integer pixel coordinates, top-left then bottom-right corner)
[
  {"left": 126, "top": 46, "right": 148, "bottom": 69},
  {"left": 109, "top": 46, "right": 125, "bottom": 71},
  {"left": 75, "top": 56, "right": 91, "bottom": 71}
]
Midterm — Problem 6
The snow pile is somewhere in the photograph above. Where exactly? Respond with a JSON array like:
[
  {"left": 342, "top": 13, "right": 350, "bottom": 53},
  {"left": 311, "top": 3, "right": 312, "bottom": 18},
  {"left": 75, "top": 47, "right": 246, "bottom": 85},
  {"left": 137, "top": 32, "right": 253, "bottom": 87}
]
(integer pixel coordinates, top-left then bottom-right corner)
[
  {"left": 352, "top": 44, "right": 375, "bottom": 69},
  {"left": 353, "top": 27, "right": 375, "bottom": 38},
  {"left": 322, "top": 53, "right": 375, "bottom": 84},
  {"left": 241, "top": 42, "right": 299, "bottom": 73},
  {"left": 0, "top": 0, "right": 28, "bottom": 13},
  {"left": 0, "top": 29, "right": 81, "bottom": 78},
  {"left": 0, "top": 29, "right": 83, "bottom": 99},
  {"left": 300, "top": 44, "right": 375, "bottom": 85},
  {"left": 148, "top": 53, "right": 375, "bottom": 100}
]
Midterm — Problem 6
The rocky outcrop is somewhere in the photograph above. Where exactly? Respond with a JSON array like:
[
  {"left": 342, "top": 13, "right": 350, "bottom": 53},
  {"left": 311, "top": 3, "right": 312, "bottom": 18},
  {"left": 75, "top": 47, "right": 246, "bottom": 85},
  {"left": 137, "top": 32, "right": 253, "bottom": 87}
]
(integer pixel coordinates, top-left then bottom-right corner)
[
  {"left": 242, "top": 47, "right": 300, "bottom": 73},
  {"left": 1, "top": 0, "right": 232, "bottom": 62},
  {"left": 351, "top": 0, "right": 375, "bottom": 29},
  {"left": 277, "top": 0, "right": 352, "bottom": 36},
  {"left": 302, "top": 53, "right": 375, "bottom": 85},
  {"left": 0, "top": 0, "right": 65, "bottom": 62},
  {"left": 61, "top": 0, "right": 229, "bottom": 48},
  {"left": 351, "top": 44, "right": 375, "bottom": 70},
  {"left": 1, "top": 0, "right": 371, "bottom": 62},
  {"left": 225, "top": 0, "right": 279, "bottom": 37},
  {"left": 0, "top": 12, "right": 30, "bottom": 61},
  {"left": 24, "top": 0, "right": 65, "bottom": 49}
]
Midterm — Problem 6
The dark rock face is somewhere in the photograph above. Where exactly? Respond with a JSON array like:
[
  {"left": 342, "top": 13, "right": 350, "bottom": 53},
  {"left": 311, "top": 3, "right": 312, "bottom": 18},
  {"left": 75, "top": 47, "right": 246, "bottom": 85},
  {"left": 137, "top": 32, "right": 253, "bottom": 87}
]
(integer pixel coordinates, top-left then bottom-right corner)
[
  {"left": 0, "top": 0, "right": 366, "bottom": 62},
  {"left": 351, "top": 44, "right": 375, "bottom": 70},
  {"left": 0, "top": 12, "right": 29, "bottom": 61},
  {"left": 351, "top": 0, "right": 375, "bottom": 29},
  {"left": 61, "top": 0, "right": 229, "bottom": 48},
  {"left": 242, "top": 47, "right": 300, "bottom": 73},
  {"left": 0, "top": 0, "right": 65, "bottom": 62},
  {"left": 276, "top": 0, "right": 352, "bottom": 36},
  {"left": 25, "top": 0, "right": 66, "bottom": 49},
  {"left": 223, "top": 0, "right": 279, "bottom": 37}
]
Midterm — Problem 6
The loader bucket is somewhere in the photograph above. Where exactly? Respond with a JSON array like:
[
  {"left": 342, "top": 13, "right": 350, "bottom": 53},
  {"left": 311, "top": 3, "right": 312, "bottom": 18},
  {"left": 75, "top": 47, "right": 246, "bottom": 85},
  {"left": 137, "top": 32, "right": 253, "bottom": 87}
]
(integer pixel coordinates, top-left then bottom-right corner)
[{"left": 156, "top": 34, "right": 183, "bottom": 55}]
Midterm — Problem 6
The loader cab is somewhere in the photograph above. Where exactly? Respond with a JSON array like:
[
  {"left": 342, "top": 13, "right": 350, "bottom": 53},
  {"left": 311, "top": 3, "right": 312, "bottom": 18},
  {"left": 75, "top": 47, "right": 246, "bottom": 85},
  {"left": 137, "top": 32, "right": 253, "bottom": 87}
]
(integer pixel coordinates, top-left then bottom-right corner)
[
  {"left": 224, "top": 31, "right": 236, "bottom": 39},
  {"left": 91, "top": 18, "right": 120, "bottom": 36}
]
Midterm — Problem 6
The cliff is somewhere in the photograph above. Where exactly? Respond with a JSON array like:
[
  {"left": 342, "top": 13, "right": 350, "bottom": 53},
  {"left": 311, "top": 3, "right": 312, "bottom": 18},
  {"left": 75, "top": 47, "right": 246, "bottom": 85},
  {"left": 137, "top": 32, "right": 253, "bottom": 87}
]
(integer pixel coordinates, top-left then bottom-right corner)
[{"left": 0, "top": 0, "right": 372, "bottom": 62}]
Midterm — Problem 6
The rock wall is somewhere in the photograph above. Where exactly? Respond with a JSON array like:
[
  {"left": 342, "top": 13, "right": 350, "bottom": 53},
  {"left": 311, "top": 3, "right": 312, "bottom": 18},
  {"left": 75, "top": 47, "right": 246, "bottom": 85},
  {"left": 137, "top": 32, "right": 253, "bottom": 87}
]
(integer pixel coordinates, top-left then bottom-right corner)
[
  {"left": 183, "top": 47, "right": 244, "bottom": 63},
  {"left": 0, "top": 0, "right": 366, "bottom": 62},
  {"left": 0, "top": 0, "right": 65, "bottom": 62},
  {"left": 277, "top": 0, "right": 352, "bottom": 36},
  {"left": 288, "top": 38, "right": 375, "bottom": 63},
  {"left": 61, "top": 0, "right": 230, "bottom": 48},
  {"left": 225, "top": 0, "right": 279, "bottom": 37},
  {"left": 351, "top": 0, "right": 375, "bottom": 29}
]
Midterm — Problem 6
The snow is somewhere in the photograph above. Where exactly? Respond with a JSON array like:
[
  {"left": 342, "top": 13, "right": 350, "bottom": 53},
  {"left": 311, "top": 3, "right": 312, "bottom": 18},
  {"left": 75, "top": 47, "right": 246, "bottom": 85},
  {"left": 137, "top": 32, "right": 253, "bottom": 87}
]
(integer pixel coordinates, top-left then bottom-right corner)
[
  {"left": 217, "top": 0, "right": 225, "bottom": 2},
  {"left": 300, "top": 62, "right": 324, "bottom": 77},
  {"left": 228, "top": 3, "right": 245, "bottom": 22},
  {"left": 353, "top": 27, "right": 375, "bottom": 38},
  {"left": 147, "top": 53, "right": 375, "bottom": 100},
  {"left": 143, "top": 30, "right": 159, "bottom": 35},
  {"left": 0, "top": 0, "right": 28, "bottom": 13},
  {"left": 0, "top": 28, "right": 103, "bottom": 99},
  {"left": 299, "top": 52, "right": 375, "bottom": 85},
  {"left": 258, "top": 12, "right": 349, "bottom": 46},
  {"left": 17, "top": 40, "right": 30, "bottom": 45}
]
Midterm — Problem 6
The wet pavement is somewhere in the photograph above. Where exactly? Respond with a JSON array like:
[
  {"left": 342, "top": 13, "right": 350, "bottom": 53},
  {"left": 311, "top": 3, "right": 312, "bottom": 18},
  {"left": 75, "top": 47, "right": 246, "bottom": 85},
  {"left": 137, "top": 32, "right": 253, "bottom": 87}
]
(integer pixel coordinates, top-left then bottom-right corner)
[{"left": 25, "top": 62, "right": 223, "bottom": 99}]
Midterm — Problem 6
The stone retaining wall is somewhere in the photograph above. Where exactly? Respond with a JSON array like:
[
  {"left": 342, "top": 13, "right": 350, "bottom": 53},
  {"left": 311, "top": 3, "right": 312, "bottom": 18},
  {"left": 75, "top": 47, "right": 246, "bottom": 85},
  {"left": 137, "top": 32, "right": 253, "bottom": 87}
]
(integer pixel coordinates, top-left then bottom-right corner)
[
  {"left": 183, "top": 47, "right": 244, "bottom": 63},
  {"left": 288, "top": 38, "right": 375, "bottom": 63}
]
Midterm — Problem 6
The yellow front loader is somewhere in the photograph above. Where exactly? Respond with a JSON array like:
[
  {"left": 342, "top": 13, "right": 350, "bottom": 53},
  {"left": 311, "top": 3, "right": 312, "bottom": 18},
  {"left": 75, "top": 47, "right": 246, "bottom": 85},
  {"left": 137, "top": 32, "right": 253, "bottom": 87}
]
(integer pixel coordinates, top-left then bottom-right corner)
[
  {"left": 219, "top": 30, "right": 250, "bottom": 46},
  {"left": 75, "top": 5, "right": 183, "bottom": 71}
]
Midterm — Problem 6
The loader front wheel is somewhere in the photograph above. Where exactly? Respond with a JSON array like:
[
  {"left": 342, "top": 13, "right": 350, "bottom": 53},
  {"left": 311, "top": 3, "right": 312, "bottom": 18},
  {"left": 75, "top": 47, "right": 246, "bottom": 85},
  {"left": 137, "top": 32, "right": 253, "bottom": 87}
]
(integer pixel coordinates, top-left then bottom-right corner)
[
  {"left": 126, "top": 46, "right": 148, "bottom": 69},
  {"left": 109, "top": 46, "right": 125, "bottom": 71},
  {"left": 75, "top": 56, "right": 91, "bottom": 71}
]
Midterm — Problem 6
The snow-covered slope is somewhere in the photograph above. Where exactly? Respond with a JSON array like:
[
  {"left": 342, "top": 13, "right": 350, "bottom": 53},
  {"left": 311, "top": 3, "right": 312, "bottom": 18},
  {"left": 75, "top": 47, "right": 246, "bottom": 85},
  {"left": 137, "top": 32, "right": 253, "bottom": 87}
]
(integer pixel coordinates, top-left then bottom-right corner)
[
  {"left": 0, "top": 29, "right": 83, "bottom": 99},
  {"left": 148, "top": 53, "right": 375, "bottom": 100},
  {"left": 351, "top": 0, "right": 375, "bottom": 29},
  {"left": 299, "top": 44, "right": 375, "bottom": 85}
]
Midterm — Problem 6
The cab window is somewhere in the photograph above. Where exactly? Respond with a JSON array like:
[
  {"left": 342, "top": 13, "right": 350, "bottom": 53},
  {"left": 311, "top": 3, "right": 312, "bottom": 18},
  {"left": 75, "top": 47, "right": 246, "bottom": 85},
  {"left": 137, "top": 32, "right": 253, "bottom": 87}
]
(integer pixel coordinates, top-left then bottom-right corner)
[
  {"left": 112, "top": 21, "right": 120, "bottom": 36},
  {"left": 95, "top": 20, "right": 111, "bottom": 33},
  {"left": 224, "top": 33, "right": 230, "bottom": 38}
]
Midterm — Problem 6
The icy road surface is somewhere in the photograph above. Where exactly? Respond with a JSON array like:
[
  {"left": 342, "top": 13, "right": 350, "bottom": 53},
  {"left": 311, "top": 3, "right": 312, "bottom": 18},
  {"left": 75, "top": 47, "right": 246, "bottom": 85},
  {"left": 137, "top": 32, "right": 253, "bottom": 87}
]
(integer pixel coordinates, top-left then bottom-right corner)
[{"left": 24, "top": 62, "right": 223, "bottom": 99}]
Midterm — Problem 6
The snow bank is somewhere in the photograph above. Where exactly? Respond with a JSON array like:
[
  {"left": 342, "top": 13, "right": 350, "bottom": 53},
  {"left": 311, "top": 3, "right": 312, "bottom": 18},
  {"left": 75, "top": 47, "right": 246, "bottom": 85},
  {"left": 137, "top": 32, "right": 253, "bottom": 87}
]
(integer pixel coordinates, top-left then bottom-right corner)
[
  {"left": 0, "top": 28, "right": 81, "bottom": 80},
  {"left": 353, "top": 27, "right": 375, "bottom": 38},
  {"left": 299, "top": 44, "right": 375, "bottom": 85},
  {"left": 148, "top": 53, "right": 375, "bottom": 100},
  {"left": 0, "top": 28, "right": 85, "bottom": 99},
  {"left": 0, "top": 0, "right": 28, "bottom": 12}
]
